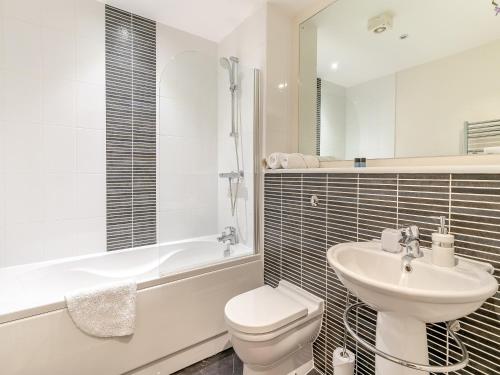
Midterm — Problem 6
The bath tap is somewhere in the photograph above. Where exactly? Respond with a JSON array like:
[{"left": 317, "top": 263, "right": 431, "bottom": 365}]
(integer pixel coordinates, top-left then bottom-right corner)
[
  {"left": 218, "top": 226, "right": 238, "bottom": 246},
  {"left": 399, "top": 225, "right": 423, "bottom": 272}
]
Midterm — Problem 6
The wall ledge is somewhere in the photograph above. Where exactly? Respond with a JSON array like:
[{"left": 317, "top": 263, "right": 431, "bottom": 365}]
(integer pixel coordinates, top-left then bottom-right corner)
[{"left": 265, "top": 164, "right": 500, "bottom": 174}]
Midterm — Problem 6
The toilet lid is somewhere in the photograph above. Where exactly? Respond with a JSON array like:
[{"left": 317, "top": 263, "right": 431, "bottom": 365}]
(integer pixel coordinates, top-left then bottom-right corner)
[{"left": 224, "top": 285, "right": 308, "bottom": 334}]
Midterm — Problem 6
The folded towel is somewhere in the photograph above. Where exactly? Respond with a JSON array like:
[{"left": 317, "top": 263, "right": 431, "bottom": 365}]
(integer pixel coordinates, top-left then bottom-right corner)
[
  {"left": 302, "top": 154, "right": 320, "bottom": 168},
  {"left": 65, "top": 280, "right": 137, "bottom": 338},
  {"left": 484, "top": 146, "right": 500, "bottom": 154},
  {"left": 318, "top": 156, "right": 336, "bottom": 162},
  {"left": 281, "top": 153, "right": 307, "bottom": 169},
  {"left": 266, "top": 152, "right": 285, "bottom": 169}
]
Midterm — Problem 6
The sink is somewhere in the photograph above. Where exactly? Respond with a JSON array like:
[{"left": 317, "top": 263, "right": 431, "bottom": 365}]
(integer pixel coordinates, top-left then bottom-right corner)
[{"left": 327, "top": 241, "right": 497, "bottom": 375}]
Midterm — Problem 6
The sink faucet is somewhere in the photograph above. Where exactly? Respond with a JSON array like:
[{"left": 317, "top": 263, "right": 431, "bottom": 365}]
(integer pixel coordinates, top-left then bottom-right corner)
[
  {"left": 218, "top": 226, "right": 238, "bottom": 246},
  {"left": 399, "top": 225, "right": 423, "bottom": 272}
]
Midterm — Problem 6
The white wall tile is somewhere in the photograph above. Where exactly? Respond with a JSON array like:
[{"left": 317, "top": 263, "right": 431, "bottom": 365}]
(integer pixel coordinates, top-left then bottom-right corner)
[
  {"left": 75, "top": 217, "right": 106, "bottom": 255},
  {"left": 41, "top": 0, "right": 76, "bottom": 32},
  {"left": 76, "top": 36, "right": 105, "bottom": 85},
  {"left": 75, "top": 0, "right": 105, "bottom": 40},
  {"left": 0, "top": 122, "right": 42, "bottom": 172},
  {"left": 1, "top": 0, "right": 43, "bottom": 25},
  {"left": 0, "top": 173, "right": 4, "bottom": 226},
  {"left": 76, "top": 82, "right": 105, "bottom": 129},
  {"left": 159, "top": 174, "right": 217, "bottom": 211},
  {"left": 4, "top": 221, "right": 45, "bottom": 266},
  {"left": 2, "top": 18, "right": 42, "bottom": 73},
  {"left": 42, "top": 79, "right": 76, "bottom": 126},
  {"left": 44, "top": 174, "right": 76, "bottom": 220},
  {"left": 0, "top": 69, "right": 42, "bottom": 123},
  {"left": 76, "top": 128, "right": 105, "bottom": 173},
  {"left": 159, "top": 207, "right": 216, "bottom": 243},
  {"left": 43, "top": 219, "right": 77, "bottom": 261},
  {"left": 0, "top": 0, "right": 106, "bottom": 266},
  {"left": 76, "top": 173, "right": 105, "bottom": 219},
  {"left": 4, "top": 172, "right": 44, "bottom": 224},
  {"left": 0, "top": 224, "right": 4, "bottom": 268},
  {"left": 43, "top": 126, "right": 76, "bottom": 172},
  {"left": 42, "top": 28, "right": 76, "bottom": 81}
]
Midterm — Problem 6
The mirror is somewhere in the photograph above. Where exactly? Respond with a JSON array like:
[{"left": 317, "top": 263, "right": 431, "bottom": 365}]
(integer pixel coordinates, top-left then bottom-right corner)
[{"left": 299, "top": 0, "right": 500, "bottom": 160}]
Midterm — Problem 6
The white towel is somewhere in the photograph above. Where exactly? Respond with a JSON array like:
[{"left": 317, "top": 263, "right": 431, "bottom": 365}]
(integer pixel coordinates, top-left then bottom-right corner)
[
  {"left": 65, "top": 280, "right": 137, "bottom": 338},
  {"left": 302, "top": 154, "right": 320, "bottom": 168},
  {"left": 483, "top": 146, "right": 500, "bottom": 154},
  {"left": 266, "top": 152, "right": 285, "bottom": 169},
  {"left": 281, "top": 153, "right": 307, "bottom": 169}
]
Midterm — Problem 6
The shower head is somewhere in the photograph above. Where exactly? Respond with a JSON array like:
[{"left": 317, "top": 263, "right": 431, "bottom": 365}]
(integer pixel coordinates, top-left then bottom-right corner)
[
  {"left": 220, "top": 57, "right": 236, "bottom": 87},
  {"left": 219, "top": 57, "right": 231, "bottom": 71}
]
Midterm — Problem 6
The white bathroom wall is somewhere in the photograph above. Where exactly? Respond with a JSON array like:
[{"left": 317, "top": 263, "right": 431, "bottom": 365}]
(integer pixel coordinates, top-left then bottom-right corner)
[
  {"left": 396, "top": 38, "right": 500, "bottom": 158},
  {"left": 265, "top": 3, "right": 294, "bottom": 155},
  {"left": 298, "top": 20, "right": 317, "bottom": 156},
  {"left": 156, "top": 23, "right": 219, "bottom": 242},
  {"left": 344, "top": 74, "right": 396, "bottom": 160},
  {"left": 0, "top": 0, "right": 106, "bottom": 267},
  {"left": 216, "top": 5, "right": 267, "bottom": 249},
  {"left": 320, "top": 80, "right": 345, "bottom": 158}
]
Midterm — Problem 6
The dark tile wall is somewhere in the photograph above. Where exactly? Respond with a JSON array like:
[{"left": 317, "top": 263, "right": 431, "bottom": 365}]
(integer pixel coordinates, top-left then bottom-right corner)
[
  {"left": 105, "top": 6, "right": 157, "bottom": 250},
  {"left": 263, "top": 172, "right": 499, "bottom": 375}
]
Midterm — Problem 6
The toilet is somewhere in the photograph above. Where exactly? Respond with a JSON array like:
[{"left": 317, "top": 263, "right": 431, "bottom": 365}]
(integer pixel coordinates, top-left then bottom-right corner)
[{"left": 224, "top": 280, "right": 325, "bottom": 375}]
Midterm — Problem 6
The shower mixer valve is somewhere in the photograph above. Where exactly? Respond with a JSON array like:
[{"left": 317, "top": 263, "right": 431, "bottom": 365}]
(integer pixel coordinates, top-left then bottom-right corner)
[{"left": 218, "top": 226, "right": 239, "bottom": 255}]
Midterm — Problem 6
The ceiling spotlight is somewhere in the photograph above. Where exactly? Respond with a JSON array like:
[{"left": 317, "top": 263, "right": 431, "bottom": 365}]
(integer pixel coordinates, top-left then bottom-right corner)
[
  {"left": 368, "top": 12, "right": 393, "bottom": 34},
  {"left": 331, "top": 62, "right": 339, "bottom": 70}
]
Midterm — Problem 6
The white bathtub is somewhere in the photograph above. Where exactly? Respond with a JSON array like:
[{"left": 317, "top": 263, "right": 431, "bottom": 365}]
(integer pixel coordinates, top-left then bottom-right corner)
[{"left": 0, "top": 235, "right": 262, "bottom": 374}]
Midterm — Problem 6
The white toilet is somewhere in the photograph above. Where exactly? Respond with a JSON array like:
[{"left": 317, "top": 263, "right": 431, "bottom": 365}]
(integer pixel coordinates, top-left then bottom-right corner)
[{"left": 224, "top": 280, "right": 325, "bottom": 375}]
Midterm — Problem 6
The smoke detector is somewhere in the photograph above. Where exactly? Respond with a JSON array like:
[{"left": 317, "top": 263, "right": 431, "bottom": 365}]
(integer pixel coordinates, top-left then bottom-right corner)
[{"left": 368, "top": 12, "right": 393, "bottom": 34}]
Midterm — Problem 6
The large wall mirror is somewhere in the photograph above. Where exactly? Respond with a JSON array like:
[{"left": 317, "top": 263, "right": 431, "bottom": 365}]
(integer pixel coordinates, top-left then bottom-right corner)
[{"left": 299, "top": 0, "right": 500, "bottom": 160}]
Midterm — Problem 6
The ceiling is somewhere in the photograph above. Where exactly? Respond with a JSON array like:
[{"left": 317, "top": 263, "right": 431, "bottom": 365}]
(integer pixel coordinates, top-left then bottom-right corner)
[
  {"left": 102, "top": 0, "right": 318, "bottom": 42},
  {"left": 309, "top": 0, "right": 500, "bottom": 87}
]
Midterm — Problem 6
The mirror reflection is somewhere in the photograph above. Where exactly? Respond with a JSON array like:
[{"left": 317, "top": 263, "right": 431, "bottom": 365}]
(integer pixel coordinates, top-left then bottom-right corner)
[{"left": 299, "top": 0, "right": 500, "bottom": 160}]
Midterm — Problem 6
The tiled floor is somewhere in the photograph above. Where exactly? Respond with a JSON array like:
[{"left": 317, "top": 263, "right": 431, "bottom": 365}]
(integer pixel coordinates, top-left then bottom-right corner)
[
  {"left": 173, "top": 349, "right": 322, "bottom": 375},
  {"left": 172, "top": 349, "right": 242, "bottom": 375}
]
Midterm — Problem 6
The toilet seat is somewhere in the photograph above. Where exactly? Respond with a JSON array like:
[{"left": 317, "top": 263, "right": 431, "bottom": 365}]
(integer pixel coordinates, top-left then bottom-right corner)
[
  {"left": 225, "top": 285, "right": 308, "bottom": 334},
  {"left": 224, "top": 280, "right": 324, "bottom": 341}
]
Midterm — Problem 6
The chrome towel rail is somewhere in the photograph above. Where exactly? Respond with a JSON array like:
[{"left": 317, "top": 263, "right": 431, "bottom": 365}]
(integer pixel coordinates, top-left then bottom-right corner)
[{"left": 343, "top": 302, "right": 469, "bottom": 373}]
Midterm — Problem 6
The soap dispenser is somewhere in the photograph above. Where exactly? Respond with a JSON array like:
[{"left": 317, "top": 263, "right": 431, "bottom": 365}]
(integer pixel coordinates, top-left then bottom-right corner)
[{"left": 432, "top": 216, "right": 455, "bottom": 267}]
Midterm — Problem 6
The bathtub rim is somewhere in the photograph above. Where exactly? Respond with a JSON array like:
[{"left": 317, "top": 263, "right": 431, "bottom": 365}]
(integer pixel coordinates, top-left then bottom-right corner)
[{"left": 0, "top": 253, "right": 261, "bottom": 325}]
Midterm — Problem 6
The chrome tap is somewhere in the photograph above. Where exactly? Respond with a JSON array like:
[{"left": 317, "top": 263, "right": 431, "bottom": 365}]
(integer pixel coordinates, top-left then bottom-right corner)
[
  {"left": 217, "top": 226, "right": 238, "bottom": 246},
  {"left": 399, "top": 225, "right": 423, "bottom": 272}
]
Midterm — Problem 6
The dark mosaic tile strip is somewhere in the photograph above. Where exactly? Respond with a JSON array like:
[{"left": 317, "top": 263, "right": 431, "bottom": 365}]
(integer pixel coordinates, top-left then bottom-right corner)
[
  {"left": 105, "top": 5, "right": 156, "bottom": 250},
  {"left": 263, "top": 172, "right": 500, "bottom": 375}
]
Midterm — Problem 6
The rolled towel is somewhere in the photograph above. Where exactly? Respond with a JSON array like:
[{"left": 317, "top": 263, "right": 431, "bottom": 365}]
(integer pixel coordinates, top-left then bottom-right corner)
[
  {"left": 302, "top": 154, "right": 320, "bottom": 168},
  {"left": 281, "top": 153, "right": 307, "bottom": 169},
  {"left": 333, "top": 347, "right": 355, "bottom": 375},
  {"left": 484, "top": 146, "right": 500, "bottom": 154},
  {"left": 266, "top": 152, "right": 285, "bottom": 169},
  {"left": 65, "top": 280, "right": 137, "bottom": 338}
]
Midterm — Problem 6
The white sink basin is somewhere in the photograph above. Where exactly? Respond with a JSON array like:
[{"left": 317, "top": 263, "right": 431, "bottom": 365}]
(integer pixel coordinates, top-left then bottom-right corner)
[
  {"left": 327, "top": 241, "right": 497, "bottom": 375},
  {"left": 327, "top": 241, "right": 497, "bottom": 323}
]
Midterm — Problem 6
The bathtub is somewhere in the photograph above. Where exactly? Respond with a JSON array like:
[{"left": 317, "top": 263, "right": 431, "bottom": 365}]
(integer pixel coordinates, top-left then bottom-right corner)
[{"left": 0, "top": 235, "right": 262, "bottom": 374}]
